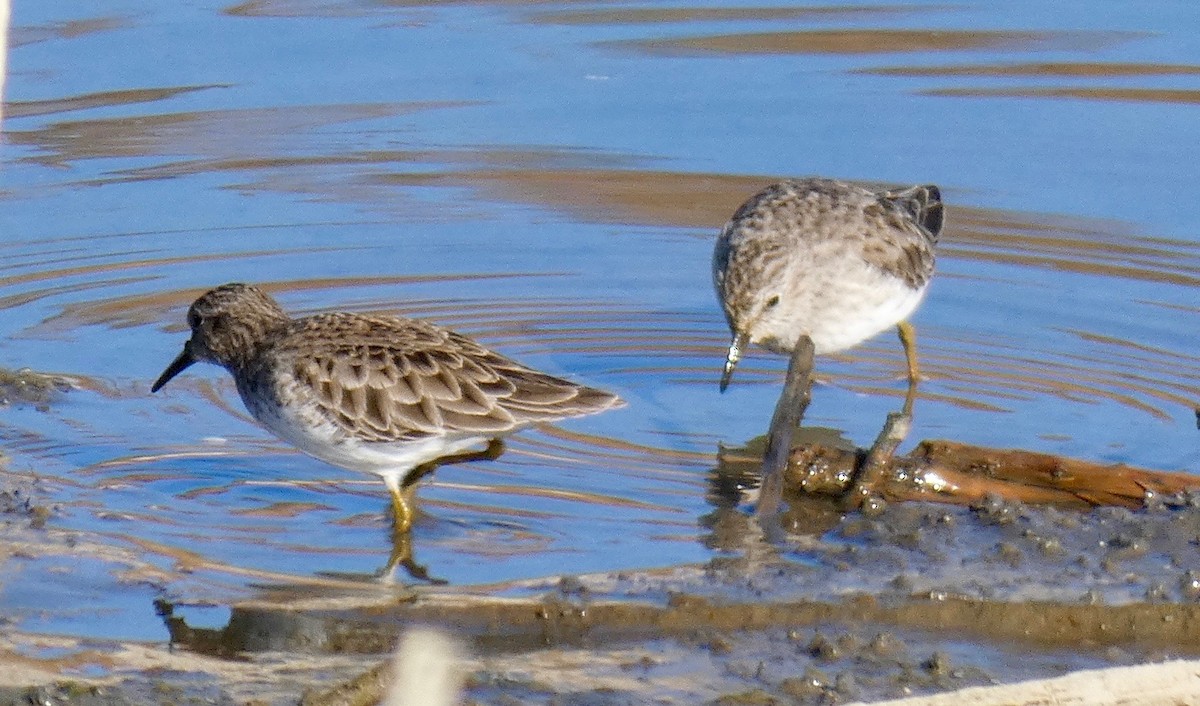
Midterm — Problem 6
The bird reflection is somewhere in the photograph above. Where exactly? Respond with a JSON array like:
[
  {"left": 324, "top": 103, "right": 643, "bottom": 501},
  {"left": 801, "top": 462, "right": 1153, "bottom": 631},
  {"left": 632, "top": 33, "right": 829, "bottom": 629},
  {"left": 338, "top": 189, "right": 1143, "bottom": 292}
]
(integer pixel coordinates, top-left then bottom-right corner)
[
  {"left": 703, "top": 426, "right": 856, "bottom": 552},
  {"left": 705, "top": 383, "right": 920, "bottom": 548}
]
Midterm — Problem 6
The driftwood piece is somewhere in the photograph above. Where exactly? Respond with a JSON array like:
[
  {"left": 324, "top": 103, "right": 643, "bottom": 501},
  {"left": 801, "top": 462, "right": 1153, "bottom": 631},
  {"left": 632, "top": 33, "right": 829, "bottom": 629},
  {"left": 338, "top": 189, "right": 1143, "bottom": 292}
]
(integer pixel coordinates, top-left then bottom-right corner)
[{"left": 787, "top": 439, "right": 1199, "bottom": 509}]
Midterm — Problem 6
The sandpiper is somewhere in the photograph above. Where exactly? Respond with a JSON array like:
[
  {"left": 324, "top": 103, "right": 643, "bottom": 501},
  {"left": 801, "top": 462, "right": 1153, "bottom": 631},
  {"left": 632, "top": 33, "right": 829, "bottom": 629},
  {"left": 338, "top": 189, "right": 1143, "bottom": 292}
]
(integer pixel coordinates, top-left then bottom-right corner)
[
  {"left": 713, "top": 178, "right": 942, "bottom": 514},
  {"left": 152, "top": 283, "right": 623, "bottom": 532},
  {"left": 714, "top": 177, "right": 942, "bottom": 391}
]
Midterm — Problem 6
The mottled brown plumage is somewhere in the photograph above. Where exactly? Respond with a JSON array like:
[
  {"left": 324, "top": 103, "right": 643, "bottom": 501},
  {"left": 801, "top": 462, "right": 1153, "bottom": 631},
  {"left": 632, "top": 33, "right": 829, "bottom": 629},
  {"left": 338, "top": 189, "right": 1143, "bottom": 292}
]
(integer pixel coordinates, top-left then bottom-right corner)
[
  {"left": 152, "top": 283, "right": 622, "bottom": 531},
  {"left": 713, "top": 178, "right": 942, "bottom": 390}
]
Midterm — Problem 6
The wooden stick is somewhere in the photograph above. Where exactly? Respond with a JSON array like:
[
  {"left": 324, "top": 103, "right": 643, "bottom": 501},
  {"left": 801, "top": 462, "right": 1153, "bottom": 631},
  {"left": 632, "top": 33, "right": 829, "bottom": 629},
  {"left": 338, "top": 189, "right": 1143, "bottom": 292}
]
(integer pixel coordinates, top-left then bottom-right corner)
[{"left": 786, "top": 438, "right": 1199, "bottom": 509}]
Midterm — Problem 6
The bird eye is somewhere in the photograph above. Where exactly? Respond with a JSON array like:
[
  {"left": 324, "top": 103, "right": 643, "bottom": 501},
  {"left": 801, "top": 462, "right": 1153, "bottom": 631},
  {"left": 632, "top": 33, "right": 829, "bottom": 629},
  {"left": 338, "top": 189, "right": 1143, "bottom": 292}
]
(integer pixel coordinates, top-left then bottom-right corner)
[
  {"left": 187, "top": 311, "right": 200, "bottom": 329},
  {"left": 766, "top": 295, "right": 781, "bottom": 308}
]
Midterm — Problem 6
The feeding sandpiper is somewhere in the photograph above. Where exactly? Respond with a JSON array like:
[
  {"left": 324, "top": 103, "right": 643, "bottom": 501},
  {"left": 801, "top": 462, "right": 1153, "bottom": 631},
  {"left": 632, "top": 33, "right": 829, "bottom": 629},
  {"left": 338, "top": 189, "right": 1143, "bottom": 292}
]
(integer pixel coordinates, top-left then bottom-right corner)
[
  {"left": 713, "top": 178, "right": 943, "bottom": 512},
  {"left": 152, "top": 283, "right": 623, "bottom": 533}
]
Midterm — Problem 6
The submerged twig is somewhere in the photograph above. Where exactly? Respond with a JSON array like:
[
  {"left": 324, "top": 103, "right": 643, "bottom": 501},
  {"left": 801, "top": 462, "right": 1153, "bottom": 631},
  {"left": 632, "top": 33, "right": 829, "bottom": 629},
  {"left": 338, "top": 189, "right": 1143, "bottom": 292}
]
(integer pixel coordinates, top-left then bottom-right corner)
[{"left": 787, "top": 438, "right": 1199, "bottom": 509}]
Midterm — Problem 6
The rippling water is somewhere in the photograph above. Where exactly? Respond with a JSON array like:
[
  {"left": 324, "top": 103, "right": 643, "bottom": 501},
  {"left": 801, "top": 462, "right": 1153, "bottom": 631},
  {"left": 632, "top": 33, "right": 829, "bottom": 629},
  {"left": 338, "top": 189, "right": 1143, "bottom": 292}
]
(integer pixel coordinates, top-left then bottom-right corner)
[{"left": 1, "top": 0, "right": 1198, "bottom": 642}]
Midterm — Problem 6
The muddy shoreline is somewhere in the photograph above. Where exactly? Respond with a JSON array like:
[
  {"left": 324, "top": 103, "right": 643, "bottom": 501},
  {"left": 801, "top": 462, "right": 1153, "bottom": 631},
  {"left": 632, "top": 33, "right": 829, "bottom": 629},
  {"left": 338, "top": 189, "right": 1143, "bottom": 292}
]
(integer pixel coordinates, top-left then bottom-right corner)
[{"left": 6, "top": 451, "right": 1200, "bottom": 705}]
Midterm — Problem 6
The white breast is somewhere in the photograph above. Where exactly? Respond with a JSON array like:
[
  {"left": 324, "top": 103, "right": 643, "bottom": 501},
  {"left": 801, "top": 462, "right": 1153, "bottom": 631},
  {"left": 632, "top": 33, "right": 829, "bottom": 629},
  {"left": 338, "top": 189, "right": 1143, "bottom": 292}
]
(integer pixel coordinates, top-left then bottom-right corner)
[
  {"left": 755, "top": 264, "right": 928, "bottom": 355},
  {"left": 237, "top": 377, "right": 491, "bottom": 477}
]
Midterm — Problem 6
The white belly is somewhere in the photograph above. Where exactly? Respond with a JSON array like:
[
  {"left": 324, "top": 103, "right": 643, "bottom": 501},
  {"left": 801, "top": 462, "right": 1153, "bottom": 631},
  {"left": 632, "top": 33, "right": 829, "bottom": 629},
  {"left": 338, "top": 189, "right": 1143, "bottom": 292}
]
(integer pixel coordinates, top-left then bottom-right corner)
[
  {"left": 756, "top": 270, "right": 927, "bottom": 355},
  {"left": 239, "top": 380, "right": 492, "bottom": 477}
]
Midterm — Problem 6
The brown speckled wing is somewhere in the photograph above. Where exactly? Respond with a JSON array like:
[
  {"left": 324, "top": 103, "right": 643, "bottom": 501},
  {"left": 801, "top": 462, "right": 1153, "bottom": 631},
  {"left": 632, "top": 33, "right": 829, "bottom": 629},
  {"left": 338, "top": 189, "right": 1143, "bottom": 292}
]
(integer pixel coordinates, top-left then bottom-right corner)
[
  {"left": 860, "top": 185, "right": 941, "bottom": 290},
  {"left": 286, "top": 314, "right": 621, "bottom": 443}
]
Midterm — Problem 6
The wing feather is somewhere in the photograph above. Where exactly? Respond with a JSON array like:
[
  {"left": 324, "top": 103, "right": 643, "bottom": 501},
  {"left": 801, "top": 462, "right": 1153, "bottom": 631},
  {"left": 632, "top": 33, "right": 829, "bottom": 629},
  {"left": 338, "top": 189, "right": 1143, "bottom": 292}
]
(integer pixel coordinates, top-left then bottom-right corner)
[
  {"left": 283, "top": 313, "right": 620, "bottom": 443},
  {"left": 859, "top": 185, "right": 940, "bottom": 289}
]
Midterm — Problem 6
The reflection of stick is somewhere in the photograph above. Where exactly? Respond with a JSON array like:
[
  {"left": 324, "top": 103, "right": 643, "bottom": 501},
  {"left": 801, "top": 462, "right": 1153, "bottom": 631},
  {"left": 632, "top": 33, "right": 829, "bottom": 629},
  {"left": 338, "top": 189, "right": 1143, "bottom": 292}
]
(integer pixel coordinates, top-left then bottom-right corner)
[
  {"left": 841, "top": 345, "right": 920, "bottom": 507},
  {"left": 758, "top": 335, "right": 814, "bottom": 518},
  {"left": 843, "top": 410, "right": 912, "bottom": 508}
]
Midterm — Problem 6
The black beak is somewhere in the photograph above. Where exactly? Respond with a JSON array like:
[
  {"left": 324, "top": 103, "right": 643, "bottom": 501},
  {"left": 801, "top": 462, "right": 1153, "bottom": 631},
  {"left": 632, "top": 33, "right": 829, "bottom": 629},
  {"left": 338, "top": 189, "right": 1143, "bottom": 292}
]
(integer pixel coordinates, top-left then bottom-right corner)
[
  {"left": 151, "top": 345, "right": 196, "bottom": 392},
  {"left": 719, "top": 331, "right": 749, "bottom": 393}
]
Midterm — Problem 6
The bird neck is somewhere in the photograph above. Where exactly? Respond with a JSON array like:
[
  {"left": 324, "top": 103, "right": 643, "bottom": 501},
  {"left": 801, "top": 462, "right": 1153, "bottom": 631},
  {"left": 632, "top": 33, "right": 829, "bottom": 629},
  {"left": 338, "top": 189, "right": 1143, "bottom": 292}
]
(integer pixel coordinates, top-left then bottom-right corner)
[{"left": 217, "top": 316, "right": 289, "bottom": 376}]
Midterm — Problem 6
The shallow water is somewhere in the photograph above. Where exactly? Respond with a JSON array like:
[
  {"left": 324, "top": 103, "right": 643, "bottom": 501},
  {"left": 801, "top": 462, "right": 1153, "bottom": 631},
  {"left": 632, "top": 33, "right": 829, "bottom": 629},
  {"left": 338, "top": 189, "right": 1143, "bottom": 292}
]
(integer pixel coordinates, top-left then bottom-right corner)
[{"left": 1, "top": 0, "right": 1198, "bottom": 656}]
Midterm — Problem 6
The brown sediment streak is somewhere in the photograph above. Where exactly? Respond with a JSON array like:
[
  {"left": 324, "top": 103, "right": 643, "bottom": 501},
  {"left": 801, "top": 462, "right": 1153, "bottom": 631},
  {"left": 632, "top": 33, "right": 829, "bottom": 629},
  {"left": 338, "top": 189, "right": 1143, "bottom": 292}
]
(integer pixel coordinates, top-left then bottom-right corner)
[
  {"left": 9, "top": 16, "right": 130, "bottom": 48},
  {"left": 530, "top": 5, "right": 917, "bottom": 26},
  {"left": 180, "top": 483, "right": 249, "bottom": 501},
  {"left": 924, "top": 86, "right": 1200, "bottom": 104},
  {"left": 531, "top": 426, "right": 716, "bottom": 464},
  {"left": 609, "top": 29, "right": 1135, "bottom": 57},
  {"left": 920, "top": 344, "right": 1196, "bottom": 416},
  {"left": 225, "top": 0, "right": 525, "bottom": 18},
  {"left": 5, "top": 86, "right": 224, "bottom": 120},
  {"left": 438, "top": 481, "right": 675, "bottom": 513},
  {"left": 122, "top": 536, "right": 407, "bottom": 591},
  {"left": 230, "top": 501, "right": 338, "bottom": 518},
  {"left": 861, "top": 61, "right": 1200, "bottom": 78},
  {"left": 79, "top": 449, "right": 259, "bottom": 475},
  {"left": 809, "top": 327, "right": 1199, "bottom": 420},
  {"left": 421, "top": 167, "right": 766, "bottom": 230},
  {"left": 934, "top": 365, "right": 1172, "bottom": 421},
  {"left": 224, "top": 0, "right": 360, "bottom": 18},
  {"left": 514, "top": 429, "right": 713, "bottom": 478},
  {"left": 1067, "top": 330, "right": 1200, "bottom": 369},
  {"left": 926, "top": 342, "right": 1200, "bottom": 392},
  {"left": 5, "top": 102, "right": 470, "bottom": 168},
  {"left": 944, "top": 246, "right": 1200, "bottom": 288},
  {"left": 925, "top": 361, "right": 1183, "bottom": 421},
  {"left": 417, "top": 495, "right": 563, "bottom": 522},
  {"left": 0, "top": 251, "right": 310, "bottom": 312},
  {"left": 438, "top": 167, "right": 1200, "bottom": 291},
  {"left": 228, "top": 0, "right": 862, "bottom": 18},
  {"left": 843, "top": 385, "right": 1012, "bottom": 413}
]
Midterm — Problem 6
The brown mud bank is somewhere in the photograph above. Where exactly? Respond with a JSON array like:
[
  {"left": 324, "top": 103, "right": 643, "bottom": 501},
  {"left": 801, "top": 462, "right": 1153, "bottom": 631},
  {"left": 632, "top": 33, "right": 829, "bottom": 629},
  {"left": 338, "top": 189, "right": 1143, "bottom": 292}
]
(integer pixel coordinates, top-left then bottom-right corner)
[
  {"left": 0, "top": 366, "right": 78, "bottom": 409},
  {"left": 179, "top": 588, "right": 1200, "bottom": 706},
  {"left": 8, "top": 585, "right": 1200, "bottom": 705}
]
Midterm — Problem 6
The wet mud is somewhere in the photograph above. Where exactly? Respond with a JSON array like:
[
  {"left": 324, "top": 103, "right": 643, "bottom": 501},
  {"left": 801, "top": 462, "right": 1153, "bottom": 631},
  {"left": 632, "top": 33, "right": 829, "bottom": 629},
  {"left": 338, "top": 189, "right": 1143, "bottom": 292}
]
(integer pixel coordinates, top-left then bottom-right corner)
[{"left": 0, "top": 366, "right": 75, "bottom": 409}]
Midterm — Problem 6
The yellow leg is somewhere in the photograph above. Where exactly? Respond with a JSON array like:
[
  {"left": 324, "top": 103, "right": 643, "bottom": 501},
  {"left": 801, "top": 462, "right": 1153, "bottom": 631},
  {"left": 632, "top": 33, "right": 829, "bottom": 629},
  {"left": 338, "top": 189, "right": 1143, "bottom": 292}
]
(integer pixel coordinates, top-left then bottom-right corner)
[
  {"left": 896, "top": 321, "right": 920, "bottom": 384},
  {"left": 896, "top": 321, "right": 920, "bottom": 416},
  {"left": 383, "top": 440, "right": 507, "bottom": 534},
  {"left": 384, "top": 472, "right": 418, "bottom": 534}
]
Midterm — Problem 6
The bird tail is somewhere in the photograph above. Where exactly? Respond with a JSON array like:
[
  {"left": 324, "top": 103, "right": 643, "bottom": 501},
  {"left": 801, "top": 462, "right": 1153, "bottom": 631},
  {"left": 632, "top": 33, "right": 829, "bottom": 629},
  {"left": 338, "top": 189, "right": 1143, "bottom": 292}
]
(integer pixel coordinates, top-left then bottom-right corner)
[{"left": 887, "top": 184, "right": 944, "bottom": 242}]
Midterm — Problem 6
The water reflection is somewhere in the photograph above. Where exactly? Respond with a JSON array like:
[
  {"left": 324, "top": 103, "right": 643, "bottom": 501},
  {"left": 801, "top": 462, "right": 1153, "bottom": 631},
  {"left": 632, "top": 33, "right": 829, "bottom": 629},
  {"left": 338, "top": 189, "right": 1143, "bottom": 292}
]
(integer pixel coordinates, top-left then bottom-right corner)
[{"left": 704, "top": 426, "right": 854, "bottom": 554}]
